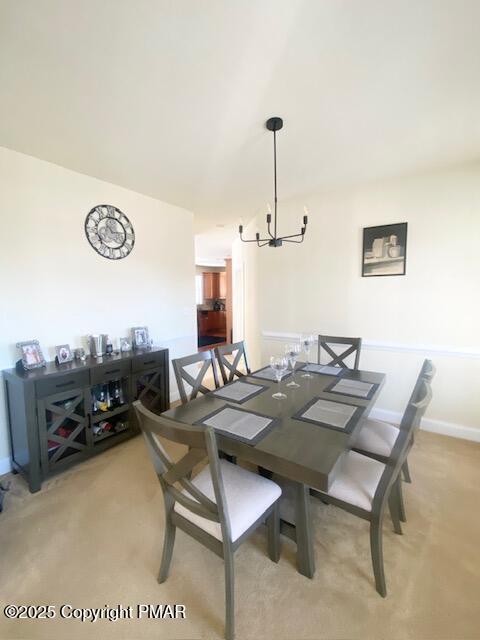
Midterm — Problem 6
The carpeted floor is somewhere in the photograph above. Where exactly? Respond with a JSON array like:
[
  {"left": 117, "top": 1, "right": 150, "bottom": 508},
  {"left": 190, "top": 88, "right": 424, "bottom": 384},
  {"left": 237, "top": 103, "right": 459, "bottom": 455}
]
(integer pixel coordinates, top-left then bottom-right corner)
[{"left": 0, "top": 430, "right": 479, "bottom": 640}]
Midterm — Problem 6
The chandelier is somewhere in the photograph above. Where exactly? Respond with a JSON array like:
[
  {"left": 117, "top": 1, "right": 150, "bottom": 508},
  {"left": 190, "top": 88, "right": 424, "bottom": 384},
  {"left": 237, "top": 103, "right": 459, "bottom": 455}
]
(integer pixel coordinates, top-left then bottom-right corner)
[{"left": 238, "top": 117, "right": 308, "bottom": 247}]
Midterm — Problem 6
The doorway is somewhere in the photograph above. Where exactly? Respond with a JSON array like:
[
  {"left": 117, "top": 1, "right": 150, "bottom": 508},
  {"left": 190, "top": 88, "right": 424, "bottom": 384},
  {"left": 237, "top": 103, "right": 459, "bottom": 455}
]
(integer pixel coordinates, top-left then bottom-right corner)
[{"left": 195, "top": 261, "right": 232, "bottom": 352}]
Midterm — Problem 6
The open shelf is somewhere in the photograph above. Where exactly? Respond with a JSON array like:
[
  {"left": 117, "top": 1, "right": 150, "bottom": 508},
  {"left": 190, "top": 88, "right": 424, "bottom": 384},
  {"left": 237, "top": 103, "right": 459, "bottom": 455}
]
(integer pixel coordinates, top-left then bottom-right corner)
[
  {"left": 91, "top": 404, "right": 129, "bottom": 424},
  {"left": 92, "top": 421, "right": 130, "bottom": 444}
]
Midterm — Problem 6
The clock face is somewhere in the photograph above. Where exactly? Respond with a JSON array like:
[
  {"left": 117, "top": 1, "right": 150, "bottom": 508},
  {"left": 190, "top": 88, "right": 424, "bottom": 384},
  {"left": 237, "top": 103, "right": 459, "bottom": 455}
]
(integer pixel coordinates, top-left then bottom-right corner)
[{"left": 85, "top": 205, "right": 135, "bottom": 260}]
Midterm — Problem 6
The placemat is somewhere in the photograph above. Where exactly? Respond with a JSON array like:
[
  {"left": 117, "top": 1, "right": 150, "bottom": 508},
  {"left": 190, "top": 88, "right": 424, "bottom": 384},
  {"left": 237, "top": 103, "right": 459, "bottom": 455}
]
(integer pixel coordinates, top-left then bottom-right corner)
[
  {"left": 249, "top": 366, "right": 292, "bottom": 382},
  {"left": 195, "top": 405, "right": 278, "bottom": 444},
  {"left": 292, "top": 397, "right": 365, "bottom": 433},
  {"left": 211, "top": 380, "right": 267, "bottom": 404},
  {"left": 298, "top": 363, "right": 345, "bottom": 376},
  {"left": 324, "top": 377, "right": 378, "bottom": 400}
]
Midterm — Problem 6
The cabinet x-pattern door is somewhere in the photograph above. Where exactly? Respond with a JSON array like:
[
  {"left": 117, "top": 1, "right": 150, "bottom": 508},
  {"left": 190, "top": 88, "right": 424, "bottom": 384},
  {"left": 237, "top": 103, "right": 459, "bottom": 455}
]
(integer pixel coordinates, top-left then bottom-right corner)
[
  {"left": 133, "top": 368, "right": 166, "bottom": 413},
  {"left": 37, "top": 387, "right": 90, "bottom": 473}
]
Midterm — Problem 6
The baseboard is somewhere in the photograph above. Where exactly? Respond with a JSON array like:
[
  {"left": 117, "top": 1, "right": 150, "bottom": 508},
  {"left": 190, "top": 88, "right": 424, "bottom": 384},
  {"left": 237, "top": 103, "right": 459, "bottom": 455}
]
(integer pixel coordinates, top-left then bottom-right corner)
[
  {"left": 370, "top": 408, "right": 480, "bottom": 442},
  {"left": 0, "top": 456, "right": 12, "bottom": 475}
]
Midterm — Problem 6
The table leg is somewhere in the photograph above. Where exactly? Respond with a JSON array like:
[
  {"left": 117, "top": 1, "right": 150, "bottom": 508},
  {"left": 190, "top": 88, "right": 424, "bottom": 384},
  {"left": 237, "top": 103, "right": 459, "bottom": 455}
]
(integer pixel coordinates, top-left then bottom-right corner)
[{"left": 294, "top": 481, "right": 315, "bottom": 578}]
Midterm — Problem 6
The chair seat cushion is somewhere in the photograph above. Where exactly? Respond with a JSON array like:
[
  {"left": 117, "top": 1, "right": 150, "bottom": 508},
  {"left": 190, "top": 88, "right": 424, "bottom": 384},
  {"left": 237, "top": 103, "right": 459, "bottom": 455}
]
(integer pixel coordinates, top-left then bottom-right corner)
[
  {"left": 326, "top": 451, "right": 386, "bottom": 511},
  {"left": 354, "top": 418, "right": 400, "bottom": 457},
  {"left": 174, "top": 460, "right": 281, "bottom": 542}
]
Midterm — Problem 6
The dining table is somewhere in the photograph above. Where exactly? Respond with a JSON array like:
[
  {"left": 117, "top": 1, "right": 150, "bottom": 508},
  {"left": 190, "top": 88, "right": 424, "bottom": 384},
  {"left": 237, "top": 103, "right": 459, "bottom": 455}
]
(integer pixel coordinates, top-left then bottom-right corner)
[{"left": 160, "top": 362, "right": 386, "bottom": 579}]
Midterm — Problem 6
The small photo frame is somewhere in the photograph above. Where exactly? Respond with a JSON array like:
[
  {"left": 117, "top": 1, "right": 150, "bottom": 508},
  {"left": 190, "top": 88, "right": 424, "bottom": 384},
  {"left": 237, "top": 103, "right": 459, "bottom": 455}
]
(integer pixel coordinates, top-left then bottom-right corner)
[
  {"left": 362, "top": 222, "right": 408, "bottom": 277},
  {"left": 55, "top": 344, "right": 73, "bottom": 364},
  {"left": 16, "top": 340, "right": 46, "bottom": 370},
  {"left": 120, "top": 337, "right": 132, "bottom": 352},
  {"left": 132, "top": 326, "right": 149, "bottom": 349}
]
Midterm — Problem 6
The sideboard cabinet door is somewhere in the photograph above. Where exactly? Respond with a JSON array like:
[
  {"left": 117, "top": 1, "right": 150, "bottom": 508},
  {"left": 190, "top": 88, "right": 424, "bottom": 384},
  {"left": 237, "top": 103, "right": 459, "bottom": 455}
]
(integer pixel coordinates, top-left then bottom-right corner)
[
  {"left": 132, "top": 367, "right": 167, "bottom": 414},
  {"left": 37, "top": 387, "right": 91, "bottom": 475}
]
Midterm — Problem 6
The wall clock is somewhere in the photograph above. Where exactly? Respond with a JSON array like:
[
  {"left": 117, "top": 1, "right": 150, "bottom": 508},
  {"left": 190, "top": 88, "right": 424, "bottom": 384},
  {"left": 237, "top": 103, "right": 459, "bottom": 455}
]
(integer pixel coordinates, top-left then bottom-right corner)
[{"left": 85, "top": 204, "right": 135, "bottom": 260}]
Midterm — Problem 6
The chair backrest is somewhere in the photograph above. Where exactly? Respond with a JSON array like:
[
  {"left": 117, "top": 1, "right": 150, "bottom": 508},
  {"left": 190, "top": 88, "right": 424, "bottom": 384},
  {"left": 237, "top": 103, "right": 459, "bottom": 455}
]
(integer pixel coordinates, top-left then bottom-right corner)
[
  {"left": 317, "top": 335, "right": 362, "bottom": 370},
  {"left": 403, "top": 359, "right": 436, "bottom": 425},
  {"left": 133, "top": 400, "right": 232, "bottom": 541},
  {"left": 421, "top": 358, "right": 436, "bottom": 382},
  {"left": 372, "top": 379, "right": 432, "bottom": 515},
  {"left": 172, "top": 350, "right": 220, "bottom": 404},
  {"left": 214, "top": 341, "right": 251, "bottom": 384}
]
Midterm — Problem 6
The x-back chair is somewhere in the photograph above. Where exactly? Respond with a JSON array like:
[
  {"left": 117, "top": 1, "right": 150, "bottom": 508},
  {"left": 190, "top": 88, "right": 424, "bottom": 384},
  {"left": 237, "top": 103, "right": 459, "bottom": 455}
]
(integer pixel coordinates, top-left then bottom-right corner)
[
  {"left": 317, "top": 335, "right": 362, "bottom": 370},
  {"left": 172, "top": 350, "right": 219, "bottom": 404},
  {"left": 134, "top": 400, "right": 281, "bottom": 640},
  {"left": 214, "top": 341, "right": 251, "bottom": 385},
  {"left": 312, "top": 378, "right": 432, "bottom": 597},
  {"left": 353, "top": 358, "right": 436, "bottom": 514}
]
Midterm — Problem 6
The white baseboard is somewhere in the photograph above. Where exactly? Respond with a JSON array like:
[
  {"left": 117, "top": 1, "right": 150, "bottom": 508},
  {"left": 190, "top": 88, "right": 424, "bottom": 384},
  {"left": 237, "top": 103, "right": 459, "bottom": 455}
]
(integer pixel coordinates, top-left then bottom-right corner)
[
  {"left": 370, "top": 408, "right": 480, "bottom": 442},
  {"left": 0, "top": 456, "right": 12, "bottom": 475}
]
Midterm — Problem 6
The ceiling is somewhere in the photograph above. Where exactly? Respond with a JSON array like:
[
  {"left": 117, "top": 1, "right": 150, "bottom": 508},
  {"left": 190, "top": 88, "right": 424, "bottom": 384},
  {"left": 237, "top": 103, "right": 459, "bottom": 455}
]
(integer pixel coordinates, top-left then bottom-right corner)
[{"left": 1, "top": 0, "right": 480, "bottom": 258}]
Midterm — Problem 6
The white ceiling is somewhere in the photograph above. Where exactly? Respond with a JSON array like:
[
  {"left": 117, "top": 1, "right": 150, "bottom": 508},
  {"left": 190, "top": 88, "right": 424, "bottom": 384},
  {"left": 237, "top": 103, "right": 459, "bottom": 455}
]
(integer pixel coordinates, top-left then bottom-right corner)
[{"left": 1, "top": 0, "right": 480, "bottom": 258}]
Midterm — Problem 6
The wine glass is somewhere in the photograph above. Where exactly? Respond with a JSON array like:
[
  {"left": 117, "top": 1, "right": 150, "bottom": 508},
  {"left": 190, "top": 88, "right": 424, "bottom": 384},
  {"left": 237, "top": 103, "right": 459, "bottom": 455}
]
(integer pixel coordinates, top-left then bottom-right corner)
[
  {"left": 301, "top": 334, "right": 315, "bottom": 377},
  {"left": 285, "top": 343, "right": 301, "bottom": 387},
  {"left": 270, "top": 356, "right": 288, "bottom": 399}
]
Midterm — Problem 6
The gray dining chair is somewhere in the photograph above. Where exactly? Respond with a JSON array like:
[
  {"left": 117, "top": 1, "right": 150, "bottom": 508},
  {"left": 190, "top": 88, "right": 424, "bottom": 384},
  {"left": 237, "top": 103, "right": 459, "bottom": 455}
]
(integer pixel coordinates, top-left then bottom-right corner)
[
  {"left": 352, "top": 359, "right": 435, "bottom": 519},
  {"left": 311, "top": 378, "right": 432, "bottom": 597},
  {"left": 317, "top": 335, "right": 362, "bottom": 369},
  {"left": 134, "top": 400, "right": 282, "bottom": 640},
  {"left": 172, "top": 350, "right": 220, "bottom": 404},
  {"left": 214, "top": 341, "right": 251, "bottom": 385}
]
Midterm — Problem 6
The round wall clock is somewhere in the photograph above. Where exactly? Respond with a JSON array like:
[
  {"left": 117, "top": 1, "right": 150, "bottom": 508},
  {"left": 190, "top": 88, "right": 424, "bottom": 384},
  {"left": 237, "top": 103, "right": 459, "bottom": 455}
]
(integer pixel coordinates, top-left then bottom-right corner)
[{"left": 84, "top": 204, "right": 135, "bottom": 260}]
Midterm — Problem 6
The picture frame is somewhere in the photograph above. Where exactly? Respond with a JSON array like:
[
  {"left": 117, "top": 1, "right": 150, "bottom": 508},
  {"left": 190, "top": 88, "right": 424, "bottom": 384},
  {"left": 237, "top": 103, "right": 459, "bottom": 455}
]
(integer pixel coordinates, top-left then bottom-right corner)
[
  {"left": 120, "top": 337, "right": 132, "bottom": 352},
  {"left": 362, "top": 222, "right": 408, "bottom": 277},
  {"left": 16, "top": 340, "right": 46, "bottom": 370},
  {"left": 55, "top": 344, "right": 74, "bottom": 364},
  {"left": 131, "top": 326, "right": 149, "bottom": 349}
]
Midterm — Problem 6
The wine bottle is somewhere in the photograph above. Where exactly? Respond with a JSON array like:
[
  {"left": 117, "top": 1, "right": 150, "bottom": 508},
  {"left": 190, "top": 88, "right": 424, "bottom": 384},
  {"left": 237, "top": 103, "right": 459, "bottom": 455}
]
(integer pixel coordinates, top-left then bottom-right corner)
[
  {"left": 114, "top": 381, "right": 121, "bottom": 407},
  {"left": 98, "top": 387, "right": 108, "bottom": 412}
]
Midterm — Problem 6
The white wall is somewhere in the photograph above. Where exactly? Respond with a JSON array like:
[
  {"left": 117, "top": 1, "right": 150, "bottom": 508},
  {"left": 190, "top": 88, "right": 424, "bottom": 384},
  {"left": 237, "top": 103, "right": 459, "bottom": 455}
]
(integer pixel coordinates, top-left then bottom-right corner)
[
  {"left": 233, "top": 164, "right": 480, "bottom": 440},
  {"left": 0, "top": 147, "right": 197, "bottom": 472}
]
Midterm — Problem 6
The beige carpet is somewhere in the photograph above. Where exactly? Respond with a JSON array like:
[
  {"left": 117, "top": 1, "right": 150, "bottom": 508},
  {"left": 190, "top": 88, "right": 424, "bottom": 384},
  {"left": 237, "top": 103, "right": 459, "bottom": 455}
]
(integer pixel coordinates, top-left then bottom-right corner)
[{"left": 1, "top": 430, "right": 479, "bottom": 640}]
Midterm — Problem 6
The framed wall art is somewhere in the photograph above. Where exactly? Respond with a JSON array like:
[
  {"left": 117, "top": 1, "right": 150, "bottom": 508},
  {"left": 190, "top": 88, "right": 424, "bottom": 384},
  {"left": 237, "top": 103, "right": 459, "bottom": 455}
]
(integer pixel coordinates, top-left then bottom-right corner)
[{"left": 362, "top": 222, "right": 408, "bottom": 277}]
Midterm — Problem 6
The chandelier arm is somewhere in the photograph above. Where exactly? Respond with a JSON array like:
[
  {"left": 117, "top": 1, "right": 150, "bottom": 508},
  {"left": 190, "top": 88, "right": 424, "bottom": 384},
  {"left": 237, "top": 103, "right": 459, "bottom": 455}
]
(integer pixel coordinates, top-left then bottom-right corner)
[
  {"left": 266, "top": 220, "right": 275, "bottom": 239},
  {"left": 283, "top": 234, "right": 306, "bottom": 244},
  {"left": 279, "top": 230, "right": 306, "bottom": 240}
]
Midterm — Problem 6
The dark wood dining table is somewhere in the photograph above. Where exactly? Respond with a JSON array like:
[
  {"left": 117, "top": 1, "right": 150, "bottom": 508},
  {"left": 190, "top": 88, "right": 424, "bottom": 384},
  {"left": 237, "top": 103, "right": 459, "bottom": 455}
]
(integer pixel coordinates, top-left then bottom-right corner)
[{"left": 161, "top": 363, "right": 385, "bottom": 579}]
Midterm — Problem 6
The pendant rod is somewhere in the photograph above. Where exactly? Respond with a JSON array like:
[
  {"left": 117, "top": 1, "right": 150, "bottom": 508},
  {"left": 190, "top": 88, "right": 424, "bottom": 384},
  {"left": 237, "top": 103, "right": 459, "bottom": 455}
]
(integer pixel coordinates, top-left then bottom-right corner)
[{"left": 273, "top": 128, "right": 278, "bottom": 240}]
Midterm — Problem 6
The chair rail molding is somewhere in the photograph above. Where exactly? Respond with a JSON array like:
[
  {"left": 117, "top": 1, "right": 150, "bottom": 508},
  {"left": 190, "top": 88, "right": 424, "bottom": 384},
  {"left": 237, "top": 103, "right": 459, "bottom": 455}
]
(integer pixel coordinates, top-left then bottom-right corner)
[{"left": 261, "top": 331, "right": 480, "bottom": 359}]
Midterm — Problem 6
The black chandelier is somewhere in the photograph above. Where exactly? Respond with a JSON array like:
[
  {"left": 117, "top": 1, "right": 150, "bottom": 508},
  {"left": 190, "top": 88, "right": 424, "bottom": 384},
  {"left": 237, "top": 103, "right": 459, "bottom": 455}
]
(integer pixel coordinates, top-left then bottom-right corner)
[{"left": 239, "top": 116, "right": 308, "bottom": 247}]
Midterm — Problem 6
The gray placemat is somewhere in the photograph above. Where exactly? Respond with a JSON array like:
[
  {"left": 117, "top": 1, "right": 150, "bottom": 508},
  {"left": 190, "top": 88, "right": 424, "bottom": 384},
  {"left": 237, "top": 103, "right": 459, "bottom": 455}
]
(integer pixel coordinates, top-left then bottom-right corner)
[
  {"left": 292, "top": 396, "right": 364, "bottom": 433},
  {"left": 302, "top": 363, "right": 344, "bottom": 375},
  {"left": 212, "top": 380, "right": 266, "bottom": 403},
  {"left": 200, "top": 407, "right": 275, "bottom": 443},
  {"left": 330, "top": 379, "right": 373, "bottom": 398},
  {"left": 250, "top": 366, "right": 291, "bottom": 381},
  {"left": 301, "top": 398, "right": 356, "bottom": 428}
]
